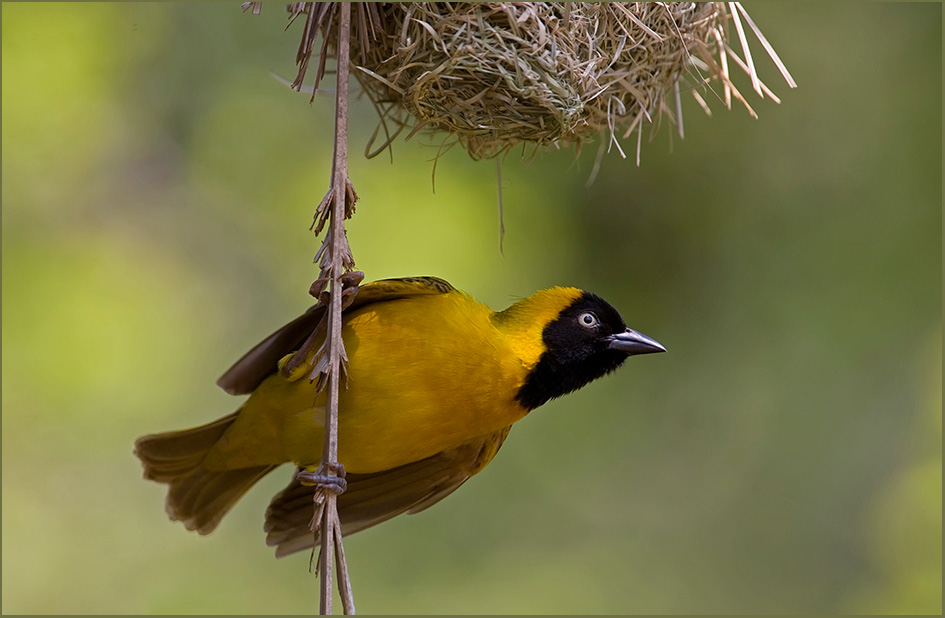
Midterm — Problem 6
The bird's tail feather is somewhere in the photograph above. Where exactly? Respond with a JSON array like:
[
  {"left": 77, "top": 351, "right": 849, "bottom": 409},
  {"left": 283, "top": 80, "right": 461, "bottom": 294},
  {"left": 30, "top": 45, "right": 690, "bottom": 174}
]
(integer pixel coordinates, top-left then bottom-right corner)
[{"left": 134, "top": 412, "right": 277, "bottom": 535}]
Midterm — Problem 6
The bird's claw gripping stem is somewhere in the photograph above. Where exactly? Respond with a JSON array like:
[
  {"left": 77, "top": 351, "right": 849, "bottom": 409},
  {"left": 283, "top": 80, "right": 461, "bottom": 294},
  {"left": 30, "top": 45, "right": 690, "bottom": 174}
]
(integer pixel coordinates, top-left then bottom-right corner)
[{"left": 298, "top": 461, "right": 348, "bottom": 495}]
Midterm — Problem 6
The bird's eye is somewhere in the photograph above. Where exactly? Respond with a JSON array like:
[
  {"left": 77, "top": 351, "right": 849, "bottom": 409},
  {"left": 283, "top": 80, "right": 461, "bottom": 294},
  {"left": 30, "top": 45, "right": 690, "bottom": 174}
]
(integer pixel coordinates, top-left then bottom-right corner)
[{"left": 578, "top": 312, "right": 599, "bottom": 328}]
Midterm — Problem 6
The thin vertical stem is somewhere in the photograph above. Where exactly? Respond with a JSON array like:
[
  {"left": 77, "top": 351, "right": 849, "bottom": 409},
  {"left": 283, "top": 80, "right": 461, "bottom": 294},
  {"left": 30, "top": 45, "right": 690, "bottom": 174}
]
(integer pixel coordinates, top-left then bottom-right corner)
[
  {"left": 319, "top": 2, "right": 354, "bottom": 615},
  {"left": 334, "top": 509, "right": 355, "bottom": 613}
]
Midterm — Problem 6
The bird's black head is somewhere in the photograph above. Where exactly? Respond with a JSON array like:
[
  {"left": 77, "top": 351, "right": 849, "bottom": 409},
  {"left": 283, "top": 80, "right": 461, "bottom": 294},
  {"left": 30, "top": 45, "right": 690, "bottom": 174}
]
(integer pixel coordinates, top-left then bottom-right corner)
[{"left": 515, "top": 292, "right": 665, "bottom": 410}]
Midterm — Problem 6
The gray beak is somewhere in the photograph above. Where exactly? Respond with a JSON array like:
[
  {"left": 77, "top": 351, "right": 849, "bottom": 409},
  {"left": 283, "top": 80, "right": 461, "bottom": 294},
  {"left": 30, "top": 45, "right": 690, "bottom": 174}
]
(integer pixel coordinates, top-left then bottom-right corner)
[{"left": 606, "top": 329, "right": 666, "bottom": 355}]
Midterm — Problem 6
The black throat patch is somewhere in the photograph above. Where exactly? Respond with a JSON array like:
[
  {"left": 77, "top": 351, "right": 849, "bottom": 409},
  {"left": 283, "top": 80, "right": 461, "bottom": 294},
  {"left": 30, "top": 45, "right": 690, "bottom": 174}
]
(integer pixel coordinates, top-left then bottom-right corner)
[{"left": 514, "top": 292, "right": 630, "bottom": 411}]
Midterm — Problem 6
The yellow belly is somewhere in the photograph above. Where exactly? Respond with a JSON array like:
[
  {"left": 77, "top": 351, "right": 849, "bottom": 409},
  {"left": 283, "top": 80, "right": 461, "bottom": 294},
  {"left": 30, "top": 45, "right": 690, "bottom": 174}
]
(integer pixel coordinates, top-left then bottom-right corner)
[{"left": 205, "top": 291, "right": 530, "bottom": 473}]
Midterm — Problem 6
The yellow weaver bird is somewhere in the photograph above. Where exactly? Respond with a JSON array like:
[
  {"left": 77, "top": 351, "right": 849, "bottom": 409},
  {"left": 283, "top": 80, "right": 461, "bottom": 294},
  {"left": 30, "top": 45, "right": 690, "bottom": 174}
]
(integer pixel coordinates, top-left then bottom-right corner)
[{"left": 135, "top": 277, "right": 665, "bottom": 557}]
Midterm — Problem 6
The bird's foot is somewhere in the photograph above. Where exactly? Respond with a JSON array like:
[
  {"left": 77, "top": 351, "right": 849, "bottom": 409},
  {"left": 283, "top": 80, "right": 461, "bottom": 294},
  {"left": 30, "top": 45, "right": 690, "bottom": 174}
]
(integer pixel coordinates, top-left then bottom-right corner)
[
  {"left": 309, "top": 270, "right": 364, "bottom": 307},
  {"left": 298, "top": 461, "right": 348, "bottom": 495},
  {"left": 299, "top": 462, "right": 347, "bottom": 542}
]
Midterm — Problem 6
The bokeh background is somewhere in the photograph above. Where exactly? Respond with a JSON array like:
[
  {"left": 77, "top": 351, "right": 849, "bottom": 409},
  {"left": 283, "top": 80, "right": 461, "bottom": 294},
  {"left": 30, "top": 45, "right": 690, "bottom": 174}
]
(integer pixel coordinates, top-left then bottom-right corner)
[{"left": 2, "top": 2, "right": 941, "bottom": 614}]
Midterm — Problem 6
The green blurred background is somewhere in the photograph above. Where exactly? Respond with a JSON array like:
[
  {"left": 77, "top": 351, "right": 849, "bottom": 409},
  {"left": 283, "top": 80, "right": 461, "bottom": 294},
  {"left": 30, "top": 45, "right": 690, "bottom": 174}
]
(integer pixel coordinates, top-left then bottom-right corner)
[{"left": 2, "top": 2, "right": 941, "bottom": 614}]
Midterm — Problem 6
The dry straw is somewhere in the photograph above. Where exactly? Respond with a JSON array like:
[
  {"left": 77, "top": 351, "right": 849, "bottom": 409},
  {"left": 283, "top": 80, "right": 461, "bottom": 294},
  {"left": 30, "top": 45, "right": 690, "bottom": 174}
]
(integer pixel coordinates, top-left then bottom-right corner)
[{"left": 269, "top": 2, "right": 796, "bottom": 165}]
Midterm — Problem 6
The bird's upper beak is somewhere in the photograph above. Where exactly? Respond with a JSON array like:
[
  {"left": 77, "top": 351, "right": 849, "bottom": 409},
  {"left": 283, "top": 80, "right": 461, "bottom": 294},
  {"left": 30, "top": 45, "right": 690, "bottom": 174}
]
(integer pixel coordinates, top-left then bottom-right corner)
[{"left": 606, "top": 329, "right": 666, "bottom": 355}]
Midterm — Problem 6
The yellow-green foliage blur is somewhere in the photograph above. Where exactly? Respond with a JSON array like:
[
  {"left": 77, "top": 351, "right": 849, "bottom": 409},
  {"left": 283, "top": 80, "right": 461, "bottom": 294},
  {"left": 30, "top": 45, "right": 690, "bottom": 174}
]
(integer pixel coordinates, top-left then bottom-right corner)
[{"left": 2, "top": 2, "right": 940, "bottom": 614}]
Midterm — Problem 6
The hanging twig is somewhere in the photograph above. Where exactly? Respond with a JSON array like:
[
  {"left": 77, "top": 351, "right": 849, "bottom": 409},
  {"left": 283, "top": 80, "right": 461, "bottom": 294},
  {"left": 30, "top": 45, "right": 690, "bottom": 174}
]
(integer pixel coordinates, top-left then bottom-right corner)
[
  {"left": 291, "top": 2, "right": 358, "bottom": 615},
  {"left": 318, "top": 5, "right": 356, "bottom": 612}
]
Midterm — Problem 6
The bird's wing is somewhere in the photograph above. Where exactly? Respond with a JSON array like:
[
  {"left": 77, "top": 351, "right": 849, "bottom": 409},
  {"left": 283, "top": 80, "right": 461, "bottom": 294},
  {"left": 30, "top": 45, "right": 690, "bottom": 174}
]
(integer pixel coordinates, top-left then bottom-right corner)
[
  {"left": 264, "top": 425, "right": 512, "bottom": 558},
  {"left": 216, "top": 276, "right": 455, "bottom": 395}
]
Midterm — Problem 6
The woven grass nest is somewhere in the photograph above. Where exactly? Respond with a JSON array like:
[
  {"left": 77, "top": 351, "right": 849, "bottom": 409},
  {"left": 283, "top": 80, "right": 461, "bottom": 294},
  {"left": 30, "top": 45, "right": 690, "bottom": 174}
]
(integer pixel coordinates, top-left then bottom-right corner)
[{"left": 273, "top": 2, "right": 795, "bottom": 161}]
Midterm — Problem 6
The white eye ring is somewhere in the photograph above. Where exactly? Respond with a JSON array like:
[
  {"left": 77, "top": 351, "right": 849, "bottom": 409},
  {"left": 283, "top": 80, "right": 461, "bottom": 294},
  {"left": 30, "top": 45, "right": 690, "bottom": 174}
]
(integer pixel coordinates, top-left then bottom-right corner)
[{"left": 578, "top": 312, "right": 599, "bottom": 328}]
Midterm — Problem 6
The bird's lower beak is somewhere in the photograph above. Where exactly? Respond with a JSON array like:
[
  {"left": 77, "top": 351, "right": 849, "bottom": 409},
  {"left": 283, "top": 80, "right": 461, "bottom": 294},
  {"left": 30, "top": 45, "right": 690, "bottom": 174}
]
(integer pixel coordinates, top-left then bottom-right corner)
[{"left": 606, "top": 329, "right": 666, "bottom": 355}]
